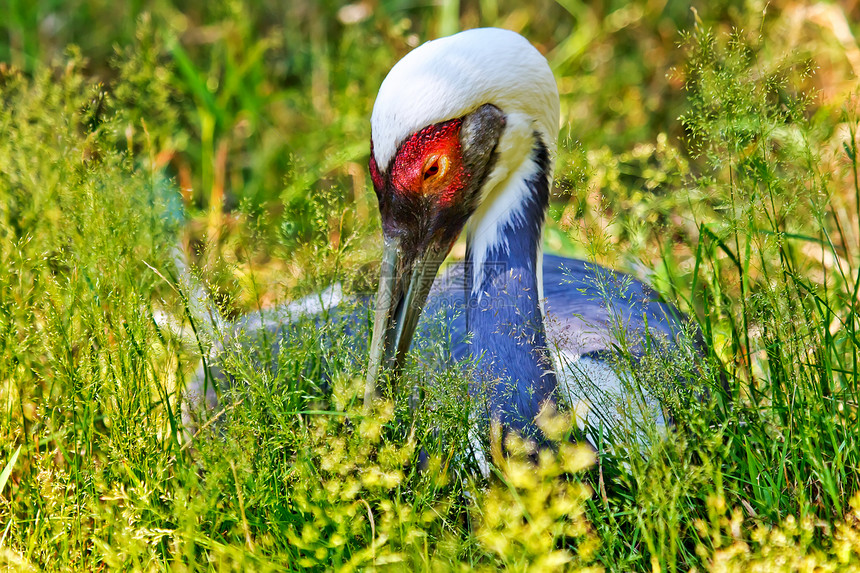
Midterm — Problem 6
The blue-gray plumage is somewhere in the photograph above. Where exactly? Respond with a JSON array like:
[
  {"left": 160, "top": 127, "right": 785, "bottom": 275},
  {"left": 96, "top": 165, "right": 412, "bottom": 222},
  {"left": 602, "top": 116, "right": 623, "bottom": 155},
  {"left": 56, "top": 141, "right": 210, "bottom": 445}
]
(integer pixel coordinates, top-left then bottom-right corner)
[
  {"left": 188, "top": 250, "right": 691, "bottom": 443},
  {"left": 403, "top": 141, "right": 693, "bottom": 445}
]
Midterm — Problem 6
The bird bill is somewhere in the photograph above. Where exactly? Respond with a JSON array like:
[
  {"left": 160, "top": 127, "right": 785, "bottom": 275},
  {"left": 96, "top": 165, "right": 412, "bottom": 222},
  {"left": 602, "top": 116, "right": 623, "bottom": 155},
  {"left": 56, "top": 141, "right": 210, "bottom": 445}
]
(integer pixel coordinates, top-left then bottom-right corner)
[{"left": 364, "top": 238, "right": 445, "bottom": 408}]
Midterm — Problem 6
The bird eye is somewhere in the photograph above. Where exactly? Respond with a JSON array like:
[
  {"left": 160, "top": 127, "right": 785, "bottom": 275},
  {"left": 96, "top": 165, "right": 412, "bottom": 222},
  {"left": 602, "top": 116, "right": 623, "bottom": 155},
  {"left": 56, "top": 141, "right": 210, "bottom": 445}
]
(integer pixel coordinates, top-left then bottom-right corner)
[{"left": 423, "top": 155, "right": 448, "bottom": 182}]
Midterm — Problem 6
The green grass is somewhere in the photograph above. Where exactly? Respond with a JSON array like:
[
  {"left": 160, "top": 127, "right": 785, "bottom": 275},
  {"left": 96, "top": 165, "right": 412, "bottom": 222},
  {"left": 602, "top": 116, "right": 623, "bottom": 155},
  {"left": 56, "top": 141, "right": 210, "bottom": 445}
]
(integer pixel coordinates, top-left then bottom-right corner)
[{"left": 4, "top": 1, "right": 860, "bottom": 571}]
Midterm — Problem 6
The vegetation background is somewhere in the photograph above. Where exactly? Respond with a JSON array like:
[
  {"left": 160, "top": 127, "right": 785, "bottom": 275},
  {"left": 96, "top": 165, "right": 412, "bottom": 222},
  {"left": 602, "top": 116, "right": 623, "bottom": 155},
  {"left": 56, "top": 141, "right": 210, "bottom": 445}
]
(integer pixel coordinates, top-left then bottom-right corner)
[{"left": 3, "top": 0, "right": 860, "bottom": 570}]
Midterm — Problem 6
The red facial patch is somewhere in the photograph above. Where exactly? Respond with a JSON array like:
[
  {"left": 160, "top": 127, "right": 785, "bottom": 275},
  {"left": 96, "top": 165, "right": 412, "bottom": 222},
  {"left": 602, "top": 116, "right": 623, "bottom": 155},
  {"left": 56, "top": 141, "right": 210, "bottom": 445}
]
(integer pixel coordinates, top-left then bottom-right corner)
[
  {"left": 389, "top": 119, "right": 467, "bottom": 206},
  {"left": 368, "top": 143, "right": 385, "bottom": 191}
]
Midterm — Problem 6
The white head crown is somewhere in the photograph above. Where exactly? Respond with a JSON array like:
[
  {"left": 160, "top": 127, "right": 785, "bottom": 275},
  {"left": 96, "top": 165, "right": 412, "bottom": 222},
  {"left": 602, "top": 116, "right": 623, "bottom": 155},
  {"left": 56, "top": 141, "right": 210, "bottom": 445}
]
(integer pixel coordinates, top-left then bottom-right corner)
[{"left": 370, "top": 28, "right": 559, "bottom": 172}]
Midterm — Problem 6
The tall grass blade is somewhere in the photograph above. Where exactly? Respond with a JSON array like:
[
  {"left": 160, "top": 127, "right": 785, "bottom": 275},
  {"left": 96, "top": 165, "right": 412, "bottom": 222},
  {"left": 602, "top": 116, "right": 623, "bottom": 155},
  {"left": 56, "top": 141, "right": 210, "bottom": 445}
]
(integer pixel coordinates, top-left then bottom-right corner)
[{"left": 0, "top": 446, "right": 21, "bottom": 496}]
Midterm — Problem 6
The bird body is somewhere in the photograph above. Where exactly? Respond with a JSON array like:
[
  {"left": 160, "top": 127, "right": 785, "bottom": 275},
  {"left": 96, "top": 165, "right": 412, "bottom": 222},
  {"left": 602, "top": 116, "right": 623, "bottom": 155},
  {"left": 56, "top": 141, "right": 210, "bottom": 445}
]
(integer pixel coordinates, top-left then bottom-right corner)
[
  {"left": 188, "top": 28, "right": 696, "bottom": 450},
  {"left": 365, "top": 27, "right": 695, "bottom": 443}
]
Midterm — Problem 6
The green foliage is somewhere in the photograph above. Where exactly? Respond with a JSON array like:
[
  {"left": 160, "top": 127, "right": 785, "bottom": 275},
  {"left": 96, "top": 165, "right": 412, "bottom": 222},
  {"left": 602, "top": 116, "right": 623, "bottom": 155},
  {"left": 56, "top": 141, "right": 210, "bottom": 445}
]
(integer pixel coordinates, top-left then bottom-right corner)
[
  {"left": 677, "top": 22, "right": 860, "bottom": 522},
  {"left": 0, "top": 57, "right": 183, "bottom": 568}
]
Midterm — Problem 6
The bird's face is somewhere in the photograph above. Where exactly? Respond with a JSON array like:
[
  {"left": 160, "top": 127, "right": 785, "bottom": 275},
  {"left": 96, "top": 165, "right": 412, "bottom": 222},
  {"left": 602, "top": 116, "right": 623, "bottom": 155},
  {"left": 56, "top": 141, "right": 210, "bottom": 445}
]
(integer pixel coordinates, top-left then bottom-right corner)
[
  {"left": 371, "top": 104, "right": 505, "bottom": 263},
  {"left": 365, "top": 104, "right": 506, "bottom": 387}
]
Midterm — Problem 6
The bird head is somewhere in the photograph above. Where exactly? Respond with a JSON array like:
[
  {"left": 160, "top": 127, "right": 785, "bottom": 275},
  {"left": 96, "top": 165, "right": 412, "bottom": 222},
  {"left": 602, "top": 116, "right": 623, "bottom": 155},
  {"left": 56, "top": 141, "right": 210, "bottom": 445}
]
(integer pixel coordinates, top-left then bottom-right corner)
[{"left": 365, "top": 28, "right": 560, "bottom": 402}]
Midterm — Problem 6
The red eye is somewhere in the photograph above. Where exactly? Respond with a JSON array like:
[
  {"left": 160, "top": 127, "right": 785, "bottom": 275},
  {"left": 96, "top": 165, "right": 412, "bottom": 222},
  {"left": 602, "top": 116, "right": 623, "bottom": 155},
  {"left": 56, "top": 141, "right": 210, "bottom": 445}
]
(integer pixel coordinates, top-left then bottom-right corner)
[{"left": 422, "top": 154, "right": 449, "bottom": 182}]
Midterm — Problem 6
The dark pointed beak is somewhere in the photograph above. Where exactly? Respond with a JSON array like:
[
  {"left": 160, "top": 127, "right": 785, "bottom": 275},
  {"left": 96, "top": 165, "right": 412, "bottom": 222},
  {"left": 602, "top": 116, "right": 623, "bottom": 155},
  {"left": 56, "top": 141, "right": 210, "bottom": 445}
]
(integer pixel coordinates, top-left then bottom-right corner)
[{"left": 364, "top": 237, "right": 447, "bottom": 407}]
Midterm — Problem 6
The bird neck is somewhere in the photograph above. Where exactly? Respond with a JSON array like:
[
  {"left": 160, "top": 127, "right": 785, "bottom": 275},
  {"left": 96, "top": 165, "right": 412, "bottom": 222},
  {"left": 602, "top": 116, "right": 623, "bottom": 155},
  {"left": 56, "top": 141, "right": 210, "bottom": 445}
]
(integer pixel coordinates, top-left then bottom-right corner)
[{"left": 465, "top": 139, "right": 557, "bottom": 437}]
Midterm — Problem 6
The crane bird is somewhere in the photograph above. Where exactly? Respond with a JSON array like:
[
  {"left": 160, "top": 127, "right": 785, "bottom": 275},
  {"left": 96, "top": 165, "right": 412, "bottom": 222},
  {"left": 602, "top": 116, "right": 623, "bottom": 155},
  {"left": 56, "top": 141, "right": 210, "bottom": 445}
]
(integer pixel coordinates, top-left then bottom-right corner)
[
  {"left": 361, "top": 27, "right": 697, "bottom": 446},
  {"left": 186, "top": 28, "right": 699, "bottom": 455}
]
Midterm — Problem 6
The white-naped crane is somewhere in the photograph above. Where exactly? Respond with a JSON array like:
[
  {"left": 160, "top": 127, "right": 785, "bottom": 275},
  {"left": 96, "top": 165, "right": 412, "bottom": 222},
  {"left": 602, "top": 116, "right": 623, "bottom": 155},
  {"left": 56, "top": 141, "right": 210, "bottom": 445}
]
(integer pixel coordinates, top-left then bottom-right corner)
[
  {"left": 185, "top": 27, "right": 699, "bottom": 453},
  {"left": 361, "top": 27, "right": 698, "bottom": 446}
]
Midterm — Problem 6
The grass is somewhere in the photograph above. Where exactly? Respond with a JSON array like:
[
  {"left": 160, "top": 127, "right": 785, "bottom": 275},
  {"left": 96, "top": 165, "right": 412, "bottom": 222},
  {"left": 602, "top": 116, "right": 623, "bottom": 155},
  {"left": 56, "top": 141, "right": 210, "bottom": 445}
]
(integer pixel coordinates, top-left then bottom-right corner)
[{"left": 3, "top": 0, "right": 860, "bottom": 571}]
